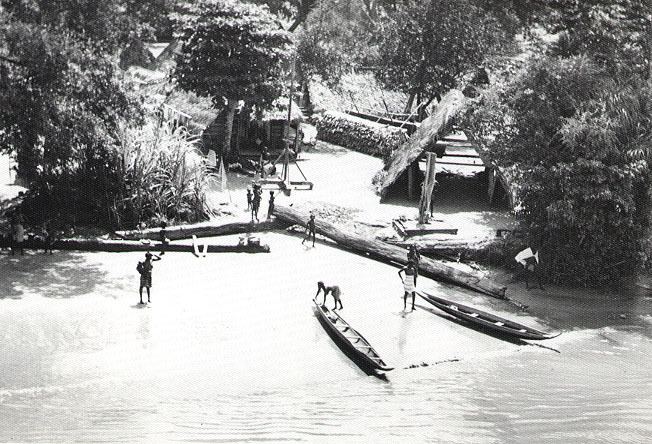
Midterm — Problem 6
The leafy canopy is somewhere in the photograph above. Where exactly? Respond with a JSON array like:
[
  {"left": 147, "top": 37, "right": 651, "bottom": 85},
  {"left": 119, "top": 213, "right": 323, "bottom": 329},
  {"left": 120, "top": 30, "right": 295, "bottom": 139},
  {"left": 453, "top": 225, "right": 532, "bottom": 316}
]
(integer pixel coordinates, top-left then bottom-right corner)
[
  {"left": 376, "top": 0, "right": 507, "bottom": 103},
  {"left": 464, "top": 56, "right": 652, "bottom": 285},
  {"left": 174, "top": 0, "right": 293, "bottom": 108}
]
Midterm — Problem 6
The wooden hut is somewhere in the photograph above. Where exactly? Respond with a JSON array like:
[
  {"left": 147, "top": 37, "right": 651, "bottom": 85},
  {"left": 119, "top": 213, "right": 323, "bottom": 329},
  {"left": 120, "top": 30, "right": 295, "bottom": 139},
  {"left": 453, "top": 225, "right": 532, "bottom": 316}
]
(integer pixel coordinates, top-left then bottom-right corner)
[
  {"left": 202, "top": 98, "right": 304, "bottom": 159},
  {"left": 378, "top": 89, "right": 514, "bottom": 209}
]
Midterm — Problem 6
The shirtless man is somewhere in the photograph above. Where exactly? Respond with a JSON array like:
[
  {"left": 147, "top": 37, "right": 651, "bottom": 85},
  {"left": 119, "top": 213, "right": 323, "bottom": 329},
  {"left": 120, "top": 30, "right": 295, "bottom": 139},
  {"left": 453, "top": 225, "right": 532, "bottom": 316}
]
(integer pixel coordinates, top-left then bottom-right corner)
[
  {"left": 315, "top": 281, "right": 343, "bottom": 310},
  {"left": 398, "top": 262, "right": 418, "bottom": 311},
  {"left": 302, "top": 213, "right": 316, "bottom": 247}
]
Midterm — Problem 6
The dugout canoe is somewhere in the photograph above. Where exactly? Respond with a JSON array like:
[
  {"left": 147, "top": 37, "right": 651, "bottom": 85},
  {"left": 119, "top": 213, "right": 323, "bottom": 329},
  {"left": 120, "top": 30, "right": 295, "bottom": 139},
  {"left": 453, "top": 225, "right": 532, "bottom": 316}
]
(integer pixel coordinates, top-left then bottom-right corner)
[
  {"left": 313, "top": 299, "right": 393, "bottom": 372},
  {"left": 419, "top": 291, "right": 559, "bottom": 340}
]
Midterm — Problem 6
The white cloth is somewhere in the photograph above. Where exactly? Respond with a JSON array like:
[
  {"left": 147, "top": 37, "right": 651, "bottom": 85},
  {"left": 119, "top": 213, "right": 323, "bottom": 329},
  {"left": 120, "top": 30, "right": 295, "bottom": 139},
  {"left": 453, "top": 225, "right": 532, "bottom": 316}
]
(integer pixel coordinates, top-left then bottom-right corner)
[
  {"left": 403, "top": 277, "right": 415, "bottom": 293},
  {"left": 515, "top": 247, "right": 538, "bottom": 266}
]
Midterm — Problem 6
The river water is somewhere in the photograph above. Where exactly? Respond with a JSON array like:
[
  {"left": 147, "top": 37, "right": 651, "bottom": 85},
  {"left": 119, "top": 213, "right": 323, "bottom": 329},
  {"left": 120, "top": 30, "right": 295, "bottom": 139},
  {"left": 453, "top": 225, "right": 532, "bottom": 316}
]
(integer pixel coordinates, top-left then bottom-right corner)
[{"left": 0, "top": 233, "right": 650, "bottom": 442}]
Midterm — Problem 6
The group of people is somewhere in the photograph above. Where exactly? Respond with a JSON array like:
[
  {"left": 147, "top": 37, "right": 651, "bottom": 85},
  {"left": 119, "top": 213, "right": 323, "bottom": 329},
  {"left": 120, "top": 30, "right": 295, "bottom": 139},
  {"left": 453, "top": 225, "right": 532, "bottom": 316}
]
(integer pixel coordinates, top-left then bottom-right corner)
[
  {"left": 246, "top": 184, "right": 275, "bottom": 222},
  {"left": 3, "top": 209, "right": 57, "bottom": 255},
  {"left": 314, "top": 243, "right": 421, "bottom": 313}
]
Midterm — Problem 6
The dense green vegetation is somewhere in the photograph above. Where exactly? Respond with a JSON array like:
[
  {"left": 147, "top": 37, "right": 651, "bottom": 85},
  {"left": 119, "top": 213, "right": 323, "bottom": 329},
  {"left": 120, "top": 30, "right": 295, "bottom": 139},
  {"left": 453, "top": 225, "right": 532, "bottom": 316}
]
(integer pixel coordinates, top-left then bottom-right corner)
[
  {"left": 174, "top": 0, "right": 293, "bottom": 159},
  {"left": 2, "top": 0, "right": 652, "bottom": 284}
]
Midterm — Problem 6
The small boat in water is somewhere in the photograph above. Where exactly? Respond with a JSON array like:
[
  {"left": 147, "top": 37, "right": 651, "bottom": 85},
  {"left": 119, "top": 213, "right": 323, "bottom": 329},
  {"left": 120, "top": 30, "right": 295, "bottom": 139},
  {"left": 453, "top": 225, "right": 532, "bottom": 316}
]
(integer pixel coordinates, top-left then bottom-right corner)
[
  {"left": 419, "top": 292, "right": 559, "bottom": 340},
  {"left": 313, "top": 299, "right": 393, "bottom": 372}
]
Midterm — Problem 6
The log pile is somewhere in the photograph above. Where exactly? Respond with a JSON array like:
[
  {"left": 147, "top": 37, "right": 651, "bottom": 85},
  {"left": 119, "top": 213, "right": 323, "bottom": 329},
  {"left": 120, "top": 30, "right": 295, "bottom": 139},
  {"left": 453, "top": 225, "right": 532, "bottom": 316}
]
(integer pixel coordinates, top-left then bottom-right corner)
[
  {"left": 315, "top": 111, "right": 407, "bottom": 159},
  {"left": 273, "top": 204, "right": 506, "bottom": 299}
]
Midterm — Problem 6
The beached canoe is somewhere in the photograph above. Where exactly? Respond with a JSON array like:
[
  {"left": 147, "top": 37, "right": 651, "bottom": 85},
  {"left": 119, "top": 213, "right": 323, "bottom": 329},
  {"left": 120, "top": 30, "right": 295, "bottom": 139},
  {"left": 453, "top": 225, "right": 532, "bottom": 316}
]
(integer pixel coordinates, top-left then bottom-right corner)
[
  {"left": 313, "top": 299, "right": 393, "bottom": 372},
  {"left": 419, "top": 291, "right": 559, "bottom": 340}
]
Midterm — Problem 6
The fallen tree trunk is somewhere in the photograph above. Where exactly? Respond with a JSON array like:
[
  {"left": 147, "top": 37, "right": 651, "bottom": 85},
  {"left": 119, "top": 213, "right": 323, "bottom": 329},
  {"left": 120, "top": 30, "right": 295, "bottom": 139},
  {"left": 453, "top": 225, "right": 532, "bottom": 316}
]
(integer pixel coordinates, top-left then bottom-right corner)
[
  {"left": 274, "top": 204, "right": 506, "bottom": 299},
  {"left": 114, "top": 219, "right": 284, "bottom": 241},
  {"left": 1, "top": 238, "right": 270, "bottom": 253},
  {"left": 384, "top": 238, "right": 495, "bottom": 254}
]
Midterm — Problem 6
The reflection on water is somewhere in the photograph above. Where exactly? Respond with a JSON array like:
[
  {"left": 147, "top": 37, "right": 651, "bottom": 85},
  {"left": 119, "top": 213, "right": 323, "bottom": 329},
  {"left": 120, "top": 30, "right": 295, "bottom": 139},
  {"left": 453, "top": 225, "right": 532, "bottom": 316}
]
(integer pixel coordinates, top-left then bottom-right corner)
[{"left": 0, "top": 238, "right": 650, "bottom": 442}]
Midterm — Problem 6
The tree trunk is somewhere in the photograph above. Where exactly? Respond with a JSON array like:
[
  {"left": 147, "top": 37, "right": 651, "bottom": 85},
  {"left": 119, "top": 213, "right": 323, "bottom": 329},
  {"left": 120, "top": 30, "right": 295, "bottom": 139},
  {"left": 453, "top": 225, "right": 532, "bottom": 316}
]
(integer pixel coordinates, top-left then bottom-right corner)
[
  {"left": 223, "top": 99, "right": 238, "bottom": 160},
  {"left": 418, "top": 153, "right": 436, "bottom": 224},
  {"left": 272, "top": 204, "right": 507, "bottom": 299},
  {"left": 0, "top": 237, "right": 270, "bottom": 253},
  {"left": 288, "top": 0, "right": 316, "bottom": 32},
  {"left": 115, "top": 219, "right": 284, "bottom": 241},
  {"left": 403, "top": 91, "right": 416, "bottom": 115}
]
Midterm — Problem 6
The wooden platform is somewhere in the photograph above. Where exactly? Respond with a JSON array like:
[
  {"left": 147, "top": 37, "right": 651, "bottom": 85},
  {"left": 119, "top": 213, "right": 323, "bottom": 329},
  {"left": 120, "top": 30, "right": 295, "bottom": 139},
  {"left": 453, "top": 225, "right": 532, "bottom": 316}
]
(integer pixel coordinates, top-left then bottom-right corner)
[{"left": 392, "top": 219, "right": 458, "bottom": 237}]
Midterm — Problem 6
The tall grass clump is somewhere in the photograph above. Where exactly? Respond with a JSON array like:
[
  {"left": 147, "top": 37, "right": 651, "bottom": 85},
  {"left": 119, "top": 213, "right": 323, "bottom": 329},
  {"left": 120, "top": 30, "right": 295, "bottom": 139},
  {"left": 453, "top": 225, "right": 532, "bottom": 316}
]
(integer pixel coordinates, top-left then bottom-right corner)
[{"left": 114, "top": 121, "right": 213, "bottom": 228}]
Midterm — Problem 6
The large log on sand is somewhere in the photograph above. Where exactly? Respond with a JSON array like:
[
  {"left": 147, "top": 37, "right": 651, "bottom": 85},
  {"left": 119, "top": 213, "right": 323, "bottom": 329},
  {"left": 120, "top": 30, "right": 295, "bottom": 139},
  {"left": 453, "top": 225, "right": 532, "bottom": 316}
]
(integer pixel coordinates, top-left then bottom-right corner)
[
  {"left": 273, "top": 204, "right": 506, "bottom": 299},
  {"left": 0, "top": 238, "right": 270, "bottom": 253},
  {"left": 115, "top": 219, "right": 284, "bottom": 241}
]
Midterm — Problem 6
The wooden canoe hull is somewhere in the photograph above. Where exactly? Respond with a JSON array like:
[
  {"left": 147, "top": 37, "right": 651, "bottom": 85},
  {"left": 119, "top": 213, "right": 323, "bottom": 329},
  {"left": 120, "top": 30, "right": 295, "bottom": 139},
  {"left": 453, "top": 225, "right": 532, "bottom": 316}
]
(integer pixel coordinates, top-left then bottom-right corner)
[
  {"left": 313, "top": 300, "right": 392, "bottom": 372},
  {"left": 420, "top": 292, "right": 558, "bottom": 340}
]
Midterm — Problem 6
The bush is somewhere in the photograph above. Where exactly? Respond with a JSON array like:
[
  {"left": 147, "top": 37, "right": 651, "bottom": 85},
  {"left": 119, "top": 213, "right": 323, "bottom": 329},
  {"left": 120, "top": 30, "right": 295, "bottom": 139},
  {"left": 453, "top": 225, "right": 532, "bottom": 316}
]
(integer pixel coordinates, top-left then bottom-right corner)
[
  {"left": 114, "top": 121, "right": 212, "bottom": 228},
  {"left": 464, "top": 55, "right": 652, "bottom": 286}
]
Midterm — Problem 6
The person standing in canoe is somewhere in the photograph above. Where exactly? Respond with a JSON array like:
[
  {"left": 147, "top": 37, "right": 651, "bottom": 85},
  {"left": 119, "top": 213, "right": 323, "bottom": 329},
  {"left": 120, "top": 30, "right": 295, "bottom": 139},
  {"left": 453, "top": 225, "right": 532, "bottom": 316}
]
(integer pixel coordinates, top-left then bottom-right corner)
[
  {"left": 137, "top": 252, "right": 161, "bottom": 304},
  {"left": 315, "top": 281, "right": 343, "bottom": 310},
  {"left": 302, "top": 213, "right": 316, "bottom": 247},
  {"left": 398, "top": 262, "right": 417, "bottom": 311}
]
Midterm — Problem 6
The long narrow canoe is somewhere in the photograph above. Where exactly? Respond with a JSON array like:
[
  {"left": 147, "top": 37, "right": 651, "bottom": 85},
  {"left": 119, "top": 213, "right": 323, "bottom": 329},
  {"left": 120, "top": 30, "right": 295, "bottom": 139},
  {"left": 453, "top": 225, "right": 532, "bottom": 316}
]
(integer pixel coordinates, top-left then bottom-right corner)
[
  {"left": 419, "top": 291, "right": 559, "bottom": 340},
  {"left": 313, "top": 299, "right": 393, "bottom": 372}
]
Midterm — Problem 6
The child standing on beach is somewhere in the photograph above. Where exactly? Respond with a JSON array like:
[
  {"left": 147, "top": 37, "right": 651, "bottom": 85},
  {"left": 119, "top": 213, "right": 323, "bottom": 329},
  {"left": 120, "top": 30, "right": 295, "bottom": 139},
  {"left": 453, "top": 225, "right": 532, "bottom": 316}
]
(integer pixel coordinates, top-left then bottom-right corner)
[{"left": 137, "top": 252, "right": 161, "bottom": 304}]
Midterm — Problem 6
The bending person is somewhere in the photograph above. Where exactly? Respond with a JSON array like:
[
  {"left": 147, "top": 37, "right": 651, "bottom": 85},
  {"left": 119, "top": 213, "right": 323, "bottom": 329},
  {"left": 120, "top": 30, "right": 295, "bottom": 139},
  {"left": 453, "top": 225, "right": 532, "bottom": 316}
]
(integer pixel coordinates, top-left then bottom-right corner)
[{"left": 315, "top": 281, "right": 343, "bottom": 310}]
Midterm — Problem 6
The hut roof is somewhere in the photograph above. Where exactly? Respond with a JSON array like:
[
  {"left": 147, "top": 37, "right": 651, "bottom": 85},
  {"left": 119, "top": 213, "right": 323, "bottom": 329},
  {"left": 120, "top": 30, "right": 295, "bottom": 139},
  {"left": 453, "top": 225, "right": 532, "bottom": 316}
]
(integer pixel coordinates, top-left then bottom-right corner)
[{"left": 378, "top": 89, "right": 467, "bottom": 197}]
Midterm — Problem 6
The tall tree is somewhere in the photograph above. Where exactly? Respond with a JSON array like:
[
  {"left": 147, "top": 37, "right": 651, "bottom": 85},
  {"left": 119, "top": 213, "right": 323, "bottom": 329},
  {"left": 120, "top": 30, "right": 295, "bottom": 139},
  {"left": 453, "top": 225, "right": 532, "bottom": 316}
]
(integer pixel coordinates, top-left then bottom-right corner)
[
  {"left": 376, "top": 0, "right": 507, "bottom": 114},
  {"left": 174, "top": 0, "right": 293, "bottom": 158},
  {"left": 0, "top": 3, "right": 141, "bottom": 223},
  {"left": 297, "top": 0, "right": 376, "bottom": 84},
  {"left": 544, "top": 0, "right": 652, "bottom": 80}
]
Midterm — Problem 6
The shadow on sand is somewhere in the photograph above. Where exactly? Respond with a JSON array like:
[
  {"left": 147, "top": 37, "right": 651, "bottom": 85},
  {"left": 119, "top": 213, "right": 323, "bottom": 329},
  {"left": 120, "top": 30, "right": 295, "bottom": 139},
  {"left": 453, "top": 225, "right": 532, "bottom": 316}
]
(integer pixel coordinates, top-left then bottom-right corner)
[{"left": 0, "top": 250, "right": 113, "bottom": 300}]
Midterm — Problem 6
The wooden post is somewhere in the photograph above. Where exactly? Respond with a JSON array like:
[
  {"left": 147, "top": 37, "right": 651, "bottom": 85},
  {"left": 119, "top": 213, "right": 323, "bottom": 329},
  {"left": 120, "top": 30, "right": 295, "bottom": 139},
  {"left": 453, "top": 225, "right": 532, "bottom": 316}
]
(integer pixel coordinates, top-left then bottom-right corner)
[
  {"left": 407, "top": 161, "right": 415, "bottom": 200},
  {"left": 418, "top": 152, "right": 437, "bottom": 224},
  {"left": 487, "top": 167, "right": 496, "bottom": 206}
]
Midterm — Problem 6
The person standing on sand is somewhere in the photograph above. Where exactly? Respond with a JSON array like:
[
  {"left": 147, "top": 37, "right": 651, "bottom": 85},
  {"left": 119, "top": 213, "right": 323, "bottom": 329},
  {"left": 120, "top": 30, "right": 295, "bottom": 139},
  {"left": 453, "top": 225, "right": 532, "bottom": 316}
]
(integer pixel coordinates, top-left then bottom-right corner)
[
  {"left": 246, "top": 188, "right": 252, "bottom": 211},
  {"left": 251, "top": 186, "right": 261, "bottom": 222},
  {"left": 398, "top": 262, "right": 417, "bottom": 311},
  {"left": 407, "top": 244, "right": 421, "bottom": 276},
  {"left": 302, "top": 213, "right": 316, "bottom": 247},
  {"left": 10, "top": 211, "right": 24, "bottom": 256},
  {"left": 159, "top": 221, "right": 169, "bottom": 255},
  {"left": 137, "top": 252, "right": 161, "bottom": 304},
  {"left": 315, "top": 281, "right": 343, "bottom": 310},
  {"left": 42, "top": 221, "right": 55, "bottom": 255},
  {"left": 515, "top": 246, "right": 544, "bottom": 290},
  {"left": 267, "top": 191, "right": 275, "bottom": 219}
]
